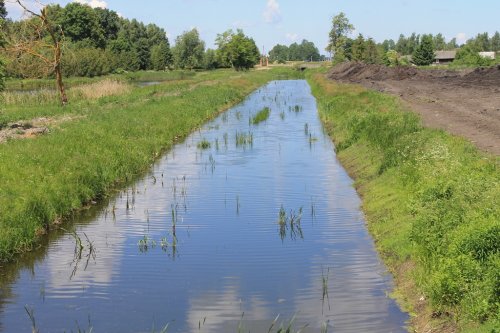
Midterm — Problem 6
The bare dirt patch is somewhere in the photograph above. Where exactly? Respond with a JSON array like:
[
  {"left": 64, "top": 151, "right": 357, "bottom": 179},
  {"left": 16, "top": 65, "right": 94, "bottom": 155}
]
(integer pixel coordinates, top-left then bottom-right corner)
[
  {"left": 328, "top": 62, "right": 500, "bottom": 155},
  {"left": 0, "top": 115, "right": 84, "bottom": 143}
]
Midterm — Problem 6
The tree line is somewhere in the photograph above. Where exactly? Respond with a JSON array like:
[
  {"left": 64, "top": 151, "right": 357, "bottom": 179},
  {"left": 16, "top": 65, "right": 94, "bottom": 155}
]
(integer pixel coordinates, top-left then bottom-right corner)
[
  {"left": 0, "top": 1, "right": 261, "bottom": 84},
  {"left": 268, "top": 39, "right": 324, "bottom": 63},
  {"left": 326, "top": 12, "right": 500, "bottom": 67}
]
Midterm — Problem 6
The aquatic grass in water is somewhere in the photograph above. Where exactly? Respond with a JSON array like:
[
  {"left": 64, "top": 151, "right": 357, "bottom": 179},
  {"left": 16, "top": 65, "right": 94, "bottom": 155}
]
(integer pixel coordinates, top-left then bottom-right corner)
[
  {"left": 208, "top": 154, "right": 216, "bottom": 173},
  {"left": 268, "top": 314, "right": 309, "bottom": 333},
  {"left": 277, "top": 205, "right": 304, "bottom": 241},
  {"left": 235, "top": 131, "right": 253, "bottom": 147},
  {"left": 251, "top": 107, "right": 271, "bottom": 125},
  {"left": 62, "top": 228, "right": 96, "bottom": 278},
  {"left": 25, "top": 305, "right": 94, "bottom": 333},
  {"left": 24, "top": 306, "right": 38, "bottom": 333},
  {"left": 322, "top": 267, "right": 331, "bottom": 314},
  {"left": 138, "top": 235, "right": 156, "bottom": 252},
  {"left": 197, "top": 139, "right": 211, "bottom": 150}
]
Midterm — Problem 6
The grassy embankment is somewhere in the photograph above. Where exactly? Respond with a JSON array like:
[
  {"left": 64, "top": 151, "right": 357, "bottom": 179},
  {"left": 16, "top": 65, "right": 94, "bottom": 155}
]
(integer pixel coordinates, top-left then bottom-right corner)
[
  {"left": 307, "top": 71, "right": 499, "bottom": 332},
  {"left": 0, "top": 68, "right": 302, "bottom": 262}
]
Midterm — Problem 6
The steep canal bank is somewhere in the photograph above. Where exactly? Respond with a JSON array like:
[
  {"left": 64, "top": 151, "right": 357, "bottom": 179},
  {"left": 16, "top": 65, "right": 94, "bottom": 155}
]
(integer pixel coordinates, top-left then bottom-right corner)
[{"left": 307, "top": 72, "right": 499, "bottom": 333}]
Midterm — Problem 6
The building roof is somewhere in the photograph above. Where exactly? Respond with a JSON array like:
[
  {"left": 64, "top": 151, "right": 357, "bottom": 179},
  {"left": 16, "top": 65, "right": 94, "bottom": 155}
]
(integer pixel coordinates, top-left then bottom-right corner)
[{"left": 435, "top": 51, "right": 457, "bottom": 60}]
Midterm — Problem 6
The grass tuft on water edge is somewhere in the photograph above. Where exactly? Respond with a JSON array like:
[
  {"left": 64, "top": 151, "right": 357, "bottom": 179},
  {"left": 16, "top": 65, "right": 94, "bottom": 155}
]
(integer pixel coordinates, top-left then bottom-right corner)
[{"left": 197, "top": 138, "right": 211, "bottom": 150}]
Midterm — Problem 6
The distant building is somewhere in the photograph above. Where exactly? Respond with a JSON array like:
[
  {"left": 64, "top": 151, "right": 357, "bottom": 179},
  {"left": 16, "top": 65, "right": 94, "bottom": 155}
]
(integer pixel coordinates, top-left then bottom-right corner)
[
  {"left": 434, "top": 51, "right": 457, "bottom": 64},
  {"left": 479, "top": 52, "right": 496, "bottom": 60}
]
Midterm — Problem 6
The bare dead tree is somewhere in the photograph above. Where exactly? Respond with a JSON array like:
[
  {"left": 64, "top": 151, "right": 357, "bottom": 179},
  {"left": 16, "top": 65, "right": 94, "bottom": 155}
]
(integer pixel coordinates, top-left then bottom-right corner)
[{"left": 7, "top": 0, "right": 67, "bottom": 105}]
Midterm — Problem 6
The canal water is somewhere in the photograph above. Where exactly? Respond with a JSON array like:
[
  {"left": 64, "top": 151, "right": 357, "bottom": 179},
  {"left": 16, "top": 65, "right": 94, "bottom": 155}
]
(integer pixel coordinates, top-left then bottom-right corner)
[{"left": 0, "top": 80, "right": 408, "bottom": 332}]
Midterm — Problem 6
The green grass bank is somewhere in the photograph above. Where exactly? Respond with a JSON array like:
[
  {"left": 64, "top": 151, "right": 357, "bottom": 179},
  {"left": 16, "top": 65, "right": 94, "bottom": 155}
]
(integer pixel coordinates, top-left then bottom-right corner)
[
  {"left": 0, "top": 68, "right": 302, "bottom": 262},
  {"left": 307, "top": 71, "right": 499, "bottom": 332}
]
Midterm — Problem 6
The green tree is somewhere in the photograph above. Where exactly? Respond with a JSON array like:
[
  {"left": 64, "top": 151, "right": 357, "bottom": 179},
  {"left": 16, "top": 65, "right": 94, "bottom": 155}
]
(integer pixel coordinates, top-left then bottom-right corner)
[
  {"left": 433, "top": 33, "right": 446, "bottom": 50},
  {"left": 351, "top": 34, "right": 365, "bottom": 61},
  {"left": 203, "top": 48, "right": 219, "bottom": 69},
  {"left": 215, "top": 29, "right": 235, "bottom": 68},
  {"left": 62, "top": 46, "right": 113, "bottom": 77},
  {"left": 0, "top": 0, "right": 7, "bottom": 20},
  {"left": 412, "top": 34, "right": 435, "bottom": 66},
  {"left": 173, "top": 28, "right": 205, "bottom": 70},
  {"left": 224, "top": 29, "right": 259, "bottom": 70},
  {"left": 327, "top": 12, "right": 354, "bottom": 62},
  {"left": 491, "top": 31, "right": 500, "bottom": 52},
  {"left": 343, "top": 37, "right": 354, "bottom": 60},
  {"left": 299, "top": 39, "right": 320, "bottom": 61},
  {"left": 135, "top": 37, "right": 151, "bottom": 70},
  {"left": 454, "top": 44, "right": 493, "bottom": 67},
  {"left": 60, "top": 3, "right": 105, "bottom": 48},
  {"left": 269, "top": 44, "right": 289, "bottom": 63},
  {"left": 146, "top": 24, "right": 169, "bottom": 47},
  {"left": 381, "top": 39, "right": 396, "bottom": 52},
  {"left": 150, "top": 41, "right": 172, "bottom": 70},
  {"left": 408, "top": 33, "right": 420, "bottom": 54},
  {"left": 385, "top": 50, "right": 400, "bottom": 66},
  {"left": 288, "top": 42, "right": 300, "bottom": 60},
  {"left": 395, "top": 34, "right": 409, "bottom": 55},
  {"left": 94, "top": 7, "right": 120, "bottom": 41},
  {"left": 125, "top": 19, "right": 148, "bottom": 44},
  {"left": 446, "top": 38, "right": 458, "bottom": 50},
  {"left": 363, "top": 38, "right": 380, "bottom": 64},
  {"left": 473, "top": 32, "right": 490, "bottom": 51}
]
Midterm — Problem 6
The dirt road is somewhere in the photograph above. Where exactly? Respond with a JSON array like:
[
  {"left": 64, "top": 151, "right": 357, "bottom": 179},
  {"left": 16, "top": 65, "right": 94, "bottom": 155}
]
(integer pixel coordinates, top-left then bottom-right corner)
[{"left": 328, "top": 62, "right": 500, "bottom": 155}]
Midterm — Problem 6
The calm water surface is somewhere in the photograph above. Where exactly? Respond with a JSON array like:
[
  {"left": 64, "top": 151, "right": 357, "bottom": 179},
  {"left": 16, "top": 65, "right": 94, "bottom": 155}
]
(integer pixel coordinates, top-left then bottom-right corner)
[{"left": 0, "top": 80, "right": 408, "bottom": 332}]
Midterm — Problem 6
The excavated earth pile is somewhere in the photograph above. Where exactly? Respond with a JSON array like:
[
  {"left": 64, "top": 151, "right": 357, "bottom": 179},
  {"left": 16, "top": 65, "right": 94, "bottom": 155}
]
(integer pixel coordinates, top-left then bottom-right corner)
[{"left": 327, "top": 62, "right": 500, "bottom": 154}]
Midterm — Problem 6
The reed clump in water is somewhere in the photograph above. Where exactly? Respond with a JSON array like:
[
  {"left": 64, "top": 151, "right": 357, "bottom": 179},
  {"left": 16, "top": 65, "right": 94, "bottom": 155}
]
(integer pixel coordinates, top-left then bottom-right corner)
[
  {"left": 251, "top": 107, "right": 271, "bottom": 125},
  {"left": 197, "top": 139, "right": 211, "bottom": 150},
  {"left": 278, "top": 205, "right": 303, "bottom": 241},
  {"left": 235, "top": 131, "right": 253, "bottom": 147}
]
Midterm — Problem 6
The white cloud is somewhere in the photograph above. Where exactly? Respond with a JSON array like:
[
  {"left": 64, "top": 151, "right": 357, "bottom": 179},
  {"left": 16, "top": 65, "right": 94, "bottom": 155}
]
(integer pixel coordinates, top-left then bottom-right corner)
[
  {"left": 456, "top": 32, "right": 467, "bottom": 45},
  {"left": 263, "top": 0, "right": 281, "bottom": 24},
  {"left": 73, "top": 0, "right": 108, "bottom": 9},
  {"left": 285, "top": 33, "right": 298, "bottom": 42}
]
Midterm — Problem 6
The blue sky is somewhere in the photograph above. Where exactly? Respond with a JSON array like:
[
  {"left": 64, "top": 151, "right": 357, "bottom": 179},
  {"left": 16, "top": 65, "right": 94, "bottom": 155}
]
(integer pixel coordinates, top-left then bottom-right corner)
[{"left": 6, "top": 0, "right": 500, "bottom": 54}]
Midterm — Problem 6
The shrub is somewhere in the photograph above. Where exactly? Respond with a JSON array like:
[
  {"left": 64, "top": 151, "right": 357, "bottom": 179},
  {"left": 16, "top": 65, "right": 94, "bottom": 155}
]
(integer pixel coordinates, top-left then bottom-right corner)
[{"left": 453, "top": 45, "right": 494, "bottom": 67}]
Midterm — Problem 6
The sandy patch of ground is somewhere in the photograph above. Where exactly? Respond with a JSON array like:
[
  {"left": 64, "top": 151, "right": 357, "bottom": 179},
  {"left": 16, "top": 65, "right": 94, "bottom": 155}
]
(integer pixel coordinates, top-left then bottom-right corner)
[{"left": 0, "top": 115, "right": 84, "bottom": 143}]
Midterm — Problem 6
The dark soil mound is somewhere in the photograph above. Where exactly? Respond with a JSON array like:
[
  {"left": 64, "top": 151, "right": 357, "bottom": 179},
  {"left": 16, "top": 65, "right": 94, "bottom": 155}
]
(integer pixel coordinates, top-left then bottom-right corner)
[
  {"left": 328, "top": 62, "right": 500, "bottom": 86},
  {"left": 462, "top": 65, "right": 500, "bottom": 86},
  {"left": 325, "top": 62, "right": 500, "bottom": 155}
]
